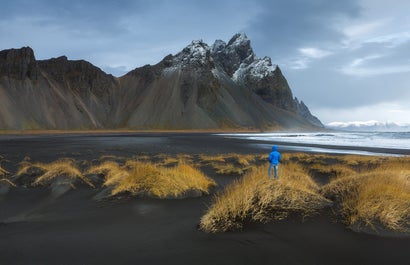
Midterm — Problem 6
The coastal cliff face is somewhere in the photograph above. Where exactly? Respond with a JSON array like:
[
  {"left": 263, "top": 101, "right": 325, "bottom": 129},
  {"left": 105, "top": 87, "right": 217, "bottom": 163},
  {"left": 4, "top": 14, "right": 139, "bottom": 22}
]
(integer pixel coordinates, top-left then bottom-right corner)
[
  {"left": 0, "top": 33, "right": 323, "bottom": 130},
  {"left": 0, "top": 47, "right": 120, "bottom": 129}
]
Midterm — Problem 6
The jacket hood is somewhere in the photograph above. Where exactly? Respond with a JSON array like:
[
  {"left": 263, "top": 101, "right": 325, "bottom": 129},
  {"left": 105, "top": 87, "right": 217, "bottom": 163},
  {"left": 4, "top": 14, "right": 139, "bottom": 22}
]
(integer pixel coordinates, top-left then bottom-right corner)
[{"left": 272, "top": 146, "right": 278, "bottom": 151}]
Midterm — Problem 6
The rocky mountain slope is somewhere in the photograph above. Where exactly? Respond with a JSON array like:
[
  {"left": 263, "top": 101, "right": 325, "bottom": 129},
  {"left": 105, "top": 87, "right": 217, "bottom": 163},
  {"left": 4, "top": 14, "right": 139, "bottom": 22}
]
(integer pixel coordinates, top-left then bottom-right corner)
[{"left": 0, "top": 33, "right": 323, "bottom": 130}]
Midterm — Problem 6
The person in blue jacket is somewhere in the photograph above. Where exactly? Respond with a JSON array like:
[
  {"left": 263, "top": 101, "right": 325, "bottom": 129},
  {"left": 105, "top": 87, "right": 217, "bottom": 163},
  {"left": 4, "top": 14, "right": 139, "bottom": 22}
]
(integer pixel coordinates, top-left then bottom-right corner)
[{"left": 268, "top": 146, "right": 281, "bottom": 179}]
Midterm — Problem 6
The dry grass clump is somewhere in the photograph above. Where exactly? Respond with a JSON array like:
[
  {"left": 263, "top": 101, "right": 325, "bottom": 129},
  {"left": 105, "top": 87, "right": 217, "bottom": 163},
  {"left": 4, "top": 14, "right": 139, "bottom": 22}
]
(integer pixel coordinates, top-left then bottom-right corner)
[
  {"left": 87, "top": 161, "right": 124, "bottom": 178},
  {"left": 200, "top": 163, "right": 331, "bottom": 233},
  {"left": 321, "top": 159, "right": 410, "bottom": 233},
  {"left": 214, "top": 164, "right": 245, "bottom": 175},
  {"left": 89, "top": 160, "right": 216, "bottom": 198},
  {"left": 16, "top": 158, "right": 94, "bottom": 188},
  {"left": 199, "top": 153, "right": 259, "bottom": 176},
  {"left": 86, "top": 160, "right": 128, "bottom": 187},
  {"left": 284, "top": 153, "right": 330, "bottom": 165},
  {"left": 0, "top": 178, "right": 16, "bottom": 187},
  {"left": 160, "top": 157, "right": 179, "bottom": 166},
  {"left": 338, "top": 155, "right": 386, "bottom": 168},
  {"left": 199, "top": 154, "right": 226, "bottom": 163},
  {"left": 113, "top": 161, "right": 215, "bottom": 198},
  {"left": 99, "top": 155, "right": 124, "bottom": 161},
  {"left": 310, "top": 163, "right": 357, "bottom": 179}
]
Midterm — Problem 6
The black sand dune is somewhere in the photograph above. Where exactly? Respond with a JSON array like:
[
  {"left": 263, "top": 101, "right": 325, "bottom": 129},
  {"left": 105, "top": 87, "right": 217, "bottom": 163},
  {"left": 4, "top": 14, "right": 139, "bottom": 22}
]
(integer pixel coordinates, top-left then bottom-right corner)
[{"left": 1, "top": 133, "right": 409, "bottom": 265}]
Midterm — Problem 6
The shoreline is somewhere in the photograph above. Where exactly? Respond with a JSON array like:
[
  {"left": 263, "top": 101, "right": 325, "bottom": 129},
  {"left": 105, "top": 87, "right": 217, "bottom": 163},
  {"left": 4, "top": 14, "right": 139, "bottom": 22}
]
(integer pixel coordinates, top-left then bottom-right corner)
[{"left": 1, "top": 131, "right": 408, "bottom": 158}]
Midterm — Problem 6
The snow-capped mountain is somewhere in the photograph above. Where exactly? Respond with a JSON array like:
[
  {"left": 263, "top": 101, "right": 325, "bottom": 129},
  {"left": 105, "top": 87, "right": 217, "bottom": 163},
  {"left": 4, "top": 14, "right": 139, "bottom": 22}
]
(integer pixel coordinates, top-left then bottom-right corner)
[
  {"left": 327, "top": 120, "right": 410, "bottom": 132},
  {"left": 0, "top": 33, "right": 323, "bottom": 130}
]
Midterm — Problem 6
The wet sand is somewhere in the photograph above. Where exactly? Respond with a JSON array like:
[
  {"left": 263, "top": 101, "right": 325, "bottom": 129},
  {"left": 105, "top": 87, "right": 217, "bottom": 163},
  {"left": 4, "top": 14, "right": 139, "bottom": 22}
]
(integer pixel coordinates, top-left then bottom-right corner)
[{"left": 1, "top": 133, "right": 409, "bottom": 265}]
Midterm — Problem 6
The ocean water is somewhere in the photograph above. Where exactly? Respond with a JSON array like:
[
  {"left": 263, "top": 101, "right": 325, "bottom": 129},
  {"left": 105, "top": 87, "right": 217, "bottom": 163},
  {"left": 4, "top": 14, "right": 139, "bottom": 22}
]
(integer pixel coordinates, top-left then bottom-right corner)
[{"left": 220, "top": 131, "right": 410, "bottom": 156}]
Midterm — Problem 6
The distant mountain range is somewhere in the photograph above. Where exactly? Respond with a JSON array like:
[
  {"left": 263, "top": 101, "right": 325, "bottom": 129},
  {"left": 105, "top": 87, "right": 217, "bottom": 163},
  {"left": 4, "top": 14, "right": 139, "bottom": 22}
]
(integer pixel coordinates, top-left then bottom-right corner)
[
  {"left": 0, "top": 33, "right": 323, "bottom": 130},
  {"left": 327, "top": 120, "right": 410, "bottom": 132}
]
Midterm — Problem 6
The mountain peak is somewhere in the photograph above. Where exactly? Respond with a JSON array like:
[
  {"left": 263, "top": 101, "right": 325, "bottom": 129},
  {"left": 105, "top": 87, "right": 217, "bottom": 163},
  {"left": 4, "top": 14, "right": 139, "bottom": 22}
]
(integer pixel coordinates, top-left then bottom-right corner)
[
  {"left": 211, "top": 33, "right": 254, "bottom": 77},
  {"left": 172, "top": 39, "right": 212, "bottom": 68},
  {"left": 227, "top": 32, "right": 249, "bottom": 46}
]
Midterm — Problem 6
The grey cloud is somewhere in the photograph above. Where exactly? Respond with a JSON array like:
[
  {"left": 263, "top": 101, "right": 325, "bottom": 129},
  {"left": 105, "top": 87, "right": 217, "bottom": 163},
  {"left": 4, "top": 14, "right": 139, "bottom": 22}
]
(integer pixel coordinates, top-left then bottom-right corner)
[{"left": 245, "top": 0, "right": 361, "bottom": 60}]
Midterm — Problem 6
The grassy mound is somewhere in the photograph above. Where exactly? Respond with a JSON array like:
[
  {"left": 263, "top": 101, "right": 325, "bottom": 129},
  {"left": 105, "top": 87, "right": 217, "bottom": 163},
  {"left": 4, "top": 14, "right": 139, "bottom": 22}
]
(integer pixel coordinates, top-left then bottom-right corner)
[
  {"left": 16, "top": 158, "right": 94, "bottom": 188},
  {"left": 200, "top": 163, "right": 331, "bottom": 233},
  {"left": 321, "top": 158, "right": 410, "bottom": 233},
  {"left": 87, "top": 160, "right": 216, "bottom": 198}
]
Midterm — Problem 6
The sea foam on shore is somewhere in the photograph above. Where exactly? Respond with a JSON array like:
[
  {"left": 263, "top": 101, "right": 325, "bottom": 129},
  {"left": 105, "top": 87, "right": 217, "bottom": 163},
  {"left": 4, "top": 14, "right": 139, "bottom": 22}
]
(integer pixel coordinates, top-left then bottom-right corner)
[{"left": 219, "top": 132, "right": 410, "bottom": 156}]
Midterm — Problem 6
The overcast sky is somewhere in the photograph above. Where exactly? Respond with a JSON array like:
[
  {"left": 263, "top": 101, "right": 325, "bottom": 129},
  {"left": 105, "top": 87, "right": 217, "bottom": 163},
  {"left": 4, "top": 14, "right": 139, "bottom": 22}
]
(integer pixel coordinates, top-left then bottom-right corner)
[{"left": 1, "top": 0, "right": 409, "bottom": 124}]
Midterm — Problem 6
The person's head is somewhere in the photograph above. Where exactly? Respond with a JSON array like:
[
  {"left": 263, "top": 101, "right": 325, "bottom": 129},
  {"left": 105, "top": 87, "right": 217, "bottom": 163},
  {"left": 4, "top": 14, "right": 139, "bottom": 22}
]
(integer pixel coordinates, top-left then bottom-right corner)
[{"left": 272, "top": 146, "right": 277, "bottom": 151}]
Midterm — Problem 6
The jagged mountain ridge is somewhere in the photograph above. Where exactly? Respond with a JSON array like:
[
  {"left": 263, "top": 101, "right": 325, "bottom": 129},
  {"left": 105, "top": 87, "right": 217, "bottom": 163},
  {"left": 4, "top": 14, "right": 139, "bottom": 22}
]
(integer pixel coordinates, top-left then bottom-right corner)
[{"left": 0, "top": 33, "right": 323, "bottom": 130}]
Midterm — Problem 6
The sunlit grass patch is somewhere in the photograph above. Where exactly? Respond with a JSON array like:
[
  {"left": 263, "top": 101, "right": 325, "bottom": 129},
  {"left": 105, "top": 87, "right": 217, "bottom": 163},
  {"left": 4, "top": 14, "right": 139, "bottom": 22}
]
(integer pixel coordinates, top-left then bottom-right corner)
[
  {"left": 160, "top": 157, "right": 179, "bottom": 166},
  {"left": 100, "top": 155, "right": 121, "bottom": 161},
  {"left": 34, "top": 159, "right": 94, "bottom": 188},
  {"left": 199, "top": 154, "right": 226, "bottom": 164},
  {"left": 309, "top": 163, "right": 357, "bottom": 179},
  {"left": 86, "top": 160, "right": 123, "bottom": 176},
  {"left": 321, "top": 158, "right": 410, "bottom": 233},
  {"left": 89, "top": 159, "right": 216, "bottom": 199},
  {"left": 86, "top": 160, "right": 126, "bottom": 184},
  {"left": 338, "top": 155, "right": 386, "bottom": 168},
  {"left": 214, "top": 164, "right": 245, "bottom": 175},
  {"left": 112, "top": 160, "right": 215, "bottom": 198},
  {"left": 198, "top": 154, "right": 260, "bottom": 176},
  {"left": 284, "top": 153, "right": 330, "bottom": 165},
  {"left": 15, "top": 158, "right": 94, "bottom": 188},
  {"left": 200, "top": 163, "right": 331, "bottom": 233}
]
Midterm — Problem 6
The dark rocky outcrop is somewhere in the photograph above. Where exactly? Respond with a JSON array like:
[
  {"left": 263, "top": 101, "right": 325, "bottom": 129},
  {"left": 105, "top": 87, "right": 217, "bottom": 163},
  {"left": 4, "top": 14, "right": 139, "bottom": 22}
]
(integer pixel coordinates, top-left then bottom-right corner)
[
  {"left": 0, "top": 47, "right": 38, "bottom": 80},
  {"left": 0, "top": 33, "right": 323, "bottom": 130}
]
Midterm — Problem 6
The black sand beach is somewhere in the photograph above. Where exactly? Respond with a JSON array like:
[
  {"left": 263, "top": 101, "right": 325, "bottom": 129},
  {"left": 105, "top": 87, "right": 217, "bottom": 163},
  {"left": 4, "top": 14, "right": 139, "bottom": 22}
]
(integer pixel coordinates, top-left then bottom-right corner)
[{"left": 1, "top": 133, "right": 409, "bottom": 265}]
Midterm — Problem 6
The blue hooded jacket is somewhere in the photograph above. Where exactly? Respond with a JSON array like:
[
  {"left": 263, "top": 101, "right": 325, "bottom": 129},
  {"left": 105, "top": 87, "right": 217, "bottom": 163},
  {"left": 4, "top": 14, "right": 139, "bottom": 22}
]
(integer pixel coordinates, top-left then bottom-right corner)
[{"left": 268, "top": 146, "right": 281, "bottom": 165}]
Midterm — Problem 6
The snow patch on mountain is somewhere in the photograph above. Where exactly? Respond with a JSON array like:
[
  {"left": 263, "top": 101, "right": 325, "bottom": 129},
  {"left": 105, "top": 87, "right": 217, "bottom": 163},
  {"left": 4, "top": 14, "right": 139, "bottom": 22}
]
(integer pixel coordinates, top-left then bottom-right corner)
[{"left": 232, "top": 56, "right": 277, "bottom": 82}]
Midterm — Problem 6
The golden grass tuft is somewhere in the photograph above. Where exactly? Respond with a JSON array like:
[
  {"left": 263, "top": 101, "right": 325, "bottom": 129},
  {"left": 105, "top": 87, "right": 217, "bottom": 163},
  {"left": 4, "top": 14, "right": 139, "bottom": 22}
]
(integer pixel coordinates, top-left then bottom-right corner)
[
  {"left": 16, "top": 159, "right": 94, "bottom": 188},
  {"left": 86, "top": 160, "right": 128, "bottom": 187},
  {"left": 199, "top": 153, "right": 260, "bottom": 176},
  {"left": 310, "top": 163, "right": 357, "bottom": 179},
  {"left": 86, "top": 160, "right": 122, "bottom": 176},
  {"left": 338, "top": 155, "right": 386, "bottom": 168},
  {"left": 160, "top": 157, "right": 179, "bottom": 166},
  {"left": 198, "top": 154, "right": 226, "bottom": 164},
  {"left": 200, "top": 163, "right": 331, "bottom": 233},
  {"left": 0, "top": 178, "right": 16, "bottom": 187},
  {"left": 89, "top": 160, "right": 216, "bottom": 198},
  {"left": 321, "top": 158, "right": 410, "bottom": 233},
  {"left": 215, "top": 164, "right": 245, "bottom": 175}
]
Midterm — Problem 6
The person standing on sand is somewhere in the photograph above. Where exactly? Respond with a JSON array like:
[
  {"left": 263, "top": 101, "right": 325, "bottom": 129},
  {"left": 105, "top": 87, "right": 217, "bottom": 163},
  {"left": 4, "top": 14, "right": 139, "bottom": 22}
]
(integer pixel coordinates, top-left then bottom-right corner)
[{"left": 268, "top": 146, "right": 281, "bottom": 180}]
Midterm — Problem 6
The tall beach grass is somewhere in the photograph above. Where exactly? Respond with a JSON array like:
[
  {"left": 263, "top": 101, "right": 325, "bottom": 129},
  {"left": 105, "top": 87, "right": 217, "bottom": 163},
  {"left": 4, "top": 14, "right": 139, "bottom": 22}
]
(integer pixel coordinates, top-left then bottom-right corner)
[
  {"left": 87, "top": 159, "right": 216, "bottom": 198},
  {"left": 321, "top": 158, "right": 410, "bottom": 232},
  {"left": 200, "top": 163, "right": 331, "bottom": 233},
  {"left": 16, "top": 158, "right": 94, "bottom": 188}
]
